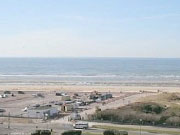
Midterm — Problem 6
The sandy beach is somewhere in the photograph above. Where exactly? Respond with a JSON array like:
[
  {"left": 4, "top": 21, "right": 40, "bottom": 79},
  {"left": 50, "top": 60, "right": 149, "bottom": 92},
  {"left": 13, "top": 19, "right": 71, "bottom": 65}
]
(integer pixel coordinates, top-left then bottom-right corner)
[{"left": 0, "top": 84, "right": 180, "bottom": 93}]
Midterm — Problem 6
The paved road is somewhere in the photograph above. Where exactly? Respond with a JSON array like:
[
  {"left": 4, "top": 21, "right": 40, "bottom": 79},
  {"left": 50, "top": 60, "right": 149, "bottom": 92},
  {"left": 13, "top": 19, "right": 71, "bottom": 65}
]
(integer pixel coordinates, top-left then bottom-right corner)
[{"left": 0, "top": 122, "right": 73, "bottom": 135}]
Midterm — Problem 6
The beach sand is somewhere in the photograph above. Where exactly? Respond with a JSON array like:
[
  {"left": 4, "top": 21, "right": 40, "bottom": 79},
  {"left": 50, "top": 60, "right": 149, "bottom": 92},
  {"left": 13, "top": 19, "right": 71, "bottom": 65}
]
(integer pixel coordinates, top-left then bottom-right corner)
[{"left": 0, "top": 84, "right": 180, "bottom": 93}]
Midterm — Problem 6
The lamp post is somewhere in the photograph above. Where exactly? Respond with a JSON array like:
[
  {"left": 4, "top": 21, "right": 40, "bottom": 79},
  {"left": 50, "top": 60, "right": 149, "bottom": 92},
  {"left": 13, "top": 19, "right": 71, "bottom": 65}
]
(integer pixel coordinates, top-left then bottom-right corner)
[
  {"left": 8, "top": 112, "right": 10, "bottom": 129},
  {"left": 139, "top": 119, "right": 142, "bottom": 135},
  {"left": 36, "top": 112, "right": 40, "bottom": 129},
  {"left": 45, "top": 113, "right": 49, "bottom": 129}
]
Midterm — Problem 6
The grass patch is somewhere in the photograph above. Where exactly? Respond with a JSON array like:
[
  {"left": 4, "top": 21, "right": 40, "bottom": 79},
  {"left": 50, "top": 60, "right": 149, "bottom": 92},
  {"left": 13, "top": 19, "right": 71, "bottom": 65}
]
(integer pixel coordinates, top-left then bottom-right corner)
[
  {"left": 82, "top": 132, "right": 102, "bottom": 135},
  {"left": 92, "top": 125, "right": 180, "bottom": 135}
]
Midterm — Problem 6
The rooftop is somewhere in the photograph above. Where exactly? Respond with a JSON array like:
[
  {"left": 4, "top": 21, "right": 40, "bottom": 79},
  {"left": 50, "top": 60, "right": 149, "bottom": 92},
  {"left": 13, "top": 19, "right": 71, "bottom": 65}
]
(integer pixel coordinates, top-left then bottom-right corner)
[{"left": 30, "top": 106, "right": 53, "bottom": 111}]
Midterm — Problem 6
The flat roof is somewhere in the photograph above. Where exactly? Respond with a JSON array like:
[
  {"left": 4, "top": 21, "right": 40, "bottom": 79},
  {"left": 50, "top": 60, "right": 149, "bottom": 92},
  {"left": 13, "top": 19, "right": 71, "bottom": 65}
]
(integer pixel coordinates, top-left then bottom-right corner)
[{"left": 30, "top": 106, "right": 54, "bottom": 111}]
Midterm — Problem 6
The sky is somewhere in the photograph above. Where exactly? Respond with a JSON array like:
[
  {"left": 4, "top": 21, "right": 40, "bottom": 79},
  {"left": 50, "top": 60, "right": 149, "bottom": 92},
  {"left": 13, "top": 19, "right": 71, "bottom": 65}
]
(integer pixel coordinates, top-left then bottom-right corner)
[{"left": 0, "top": 0, "right": 180, "bottom": 58}]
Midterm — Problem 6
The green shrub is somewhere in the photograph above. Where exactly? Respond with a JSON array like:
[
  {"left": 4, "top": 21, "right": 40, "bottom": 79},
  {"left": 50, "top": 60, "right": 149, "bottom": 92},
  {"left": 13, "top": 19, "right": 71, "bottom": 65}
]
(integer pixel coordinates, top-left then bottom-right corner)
[
  {"left": 159, "top": 116, "right": 169, "bottom": 124},
  {"left": 104, "top": 130, "right": 115, "bottom": 135},
  {"left": 31, "top": 130, "right": 41, "bottom": 135},
  {"left": 142, "top": 103, "right": 164, "bottom": 114},
  {"left": 31, "top": 130, "right": 51, "bottom": 135},
  {"left": 40, "top": 130, "right": 51, "bottom": 135},
  {"left": 62, "top": 130, "right": 82, "bottom": 135},
  {"left": 103, "top": 130, "right": 128, "bottom": 135}
]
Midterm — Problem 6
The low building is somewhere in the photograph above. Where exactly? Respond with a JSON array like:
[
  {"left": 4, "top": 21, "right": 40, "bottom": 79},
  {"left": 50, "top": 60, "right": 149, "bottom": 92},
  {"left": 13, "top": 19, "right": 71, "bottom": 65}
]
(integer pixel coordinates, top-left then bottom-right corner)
[
  {"left": 60, "top": 95, "right": 71, "bottom": 101},
  {"left": 27, "top": 105, "right": 59, "bottom": 119},
  {"left": 101, "top": 93, "right": 113, "bottom": 100}
]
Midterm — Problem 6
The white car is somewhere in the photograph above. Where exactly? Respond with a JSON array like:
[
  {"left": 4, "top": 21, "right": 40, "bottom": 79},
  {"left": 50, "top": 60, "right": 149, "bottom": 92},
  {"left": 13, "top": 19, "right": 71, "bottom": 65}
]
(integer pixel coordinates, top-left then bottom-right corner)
[
  {"left": 96, "top": 98, "right": 102, "bottom": 103},
  {"left": 22, "top": 107, "right": 28, "bottom": 112},
  {"left": 73, "top": 122, "right": 89, "bottom": 129},
  {"left": 0, "top": 94, "right": 8, "bottom": 98}
]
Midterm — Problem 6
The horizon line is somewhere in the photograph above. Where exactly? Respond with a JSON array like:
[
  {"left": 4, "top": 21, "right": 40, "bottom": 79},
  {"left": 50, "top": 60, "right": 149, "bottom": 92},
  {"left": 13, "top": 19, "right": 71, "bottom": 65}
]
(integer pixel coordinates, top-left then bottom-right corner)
[{"left": 0, "top": 56, "right": 180, "bottom": 59}]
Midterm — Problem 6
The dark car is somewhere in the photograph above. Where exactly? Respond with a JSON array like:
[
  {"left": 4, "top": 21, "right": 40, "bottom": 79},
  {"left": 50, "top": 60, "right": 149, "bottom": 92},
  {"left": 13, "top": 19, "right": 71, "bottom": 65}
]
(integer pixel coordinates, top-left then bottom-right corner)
[{"left": 0, "top": 109, "right": 6, "bottom": 113}]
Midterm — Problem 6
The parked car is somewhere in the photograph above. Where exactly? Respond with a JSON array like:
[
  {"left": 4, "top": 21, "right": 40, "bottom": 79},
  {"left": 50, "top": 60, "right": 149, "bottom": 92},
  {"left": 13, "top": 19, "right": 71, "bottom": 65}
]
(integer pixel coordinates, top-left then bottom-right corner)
[
  {"left": 22, "top": 107, "right": 28, "bottom": 112},
  {"left": 4, "top": 91, "right": 11, "bottom": 94},
  {"left": 32, "top": 104, "right": 40, "bottom": 108},
  {"left": 0, "top": 109, "right": 6, "bottom": 113},
  {"left": 18, "top": 91, "right": 25, "bottom": 94},
  {"left": 0, "top": 94, "right": 8, "bottom": 98}
]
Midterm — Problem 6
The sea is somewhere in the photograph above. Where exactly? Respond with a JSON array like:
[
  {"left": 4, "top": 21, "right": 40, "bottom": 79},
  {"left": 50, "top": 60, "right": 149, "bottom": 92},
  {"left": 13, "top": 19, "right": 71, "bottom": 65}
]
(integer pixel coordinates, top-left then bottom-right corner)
[{"left": 0, "top": 57, "right": 180, "bottom": 85}]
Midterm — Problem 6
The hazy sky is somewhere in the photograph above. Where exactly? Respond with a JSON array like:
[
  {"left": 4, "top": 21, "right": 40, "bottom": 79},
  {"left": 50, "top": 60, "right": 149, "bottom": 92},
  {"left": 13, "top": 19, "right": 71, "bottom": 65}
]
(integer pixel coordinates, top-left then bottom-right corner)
[{"left": 0, "top": 0, "right": 180, "bottom": 58}]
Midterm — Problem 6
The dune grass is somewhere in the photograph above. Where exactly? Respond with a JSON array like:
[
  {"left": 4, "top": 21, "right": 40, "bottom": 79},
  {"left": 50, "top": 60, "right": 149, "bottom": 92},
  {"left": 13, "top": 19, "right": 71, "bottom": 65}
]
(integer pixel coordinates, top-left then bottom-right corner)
[{"left": 89, "top": 93, "right": 180, "bottom": 127}]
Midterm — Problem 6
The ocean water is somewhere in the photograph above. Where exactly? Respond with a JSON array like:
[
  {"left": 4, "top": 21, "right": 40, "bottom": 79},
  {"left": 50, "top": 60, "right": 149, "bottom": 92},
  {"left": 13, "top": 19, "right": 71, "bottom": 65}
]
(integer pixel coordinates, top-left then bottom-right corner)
[{"left": 0, "top": 58, "right": 180, "bottom": 84}]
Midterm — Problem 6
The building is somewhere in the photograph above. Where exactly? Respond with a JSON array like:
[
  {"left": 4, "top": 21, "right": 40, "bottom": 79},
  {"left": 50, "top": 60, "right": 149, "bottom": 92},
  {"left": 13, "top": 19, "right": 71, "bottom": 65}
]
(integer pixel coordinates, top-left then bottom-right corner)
[
  {"left": 60, "top": 95, "right": 71, "bottom": 101},
  {"left": 61, "top": 104, "right": 74, "bottom": 112},
  {"left": 89, "top": 91, "right": 101, "bottom": 100},
  {"left": 101, "top": 93, "right": 113, "bottom": 100},
  {"left": 60, "top": 103, "right": 79, "bottom": 112},
  {"left": 27, "top": 105, "right": 59, "bottom": 119}
]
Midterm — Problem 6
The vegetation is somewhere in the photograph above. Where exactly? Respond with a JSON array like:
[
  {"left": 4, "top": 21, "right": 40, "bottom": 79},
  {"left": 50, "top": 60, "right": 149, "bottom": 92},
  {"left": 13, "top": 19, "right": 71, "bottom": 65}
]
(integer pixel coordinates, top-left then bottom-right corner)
[
  {"left": 103, "top": 130, "right": 128, "bottom": 135},
  {"left": 62, "top": 130, "right": 82, "bottom": 135},
  {"left": 82, "top": 132, "right": 102, "bottom": 135},
  {"left": 168, "top": 93, "right": 180, "bottom": 101},
  {"left": 89, "top": 93, "right": 180, "bottom": 127},
  {"left": 31, "top": 130, "right": 51, "bottom": 135},
  {"left": 93, "top": 125, "right": 180, "bottom": 135}
]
